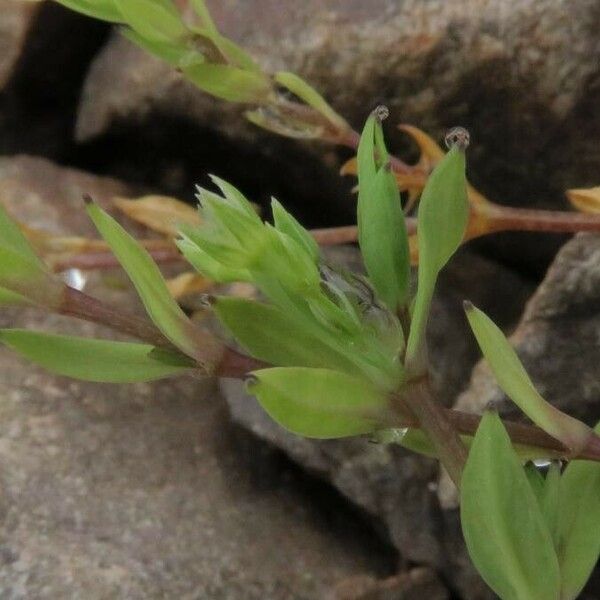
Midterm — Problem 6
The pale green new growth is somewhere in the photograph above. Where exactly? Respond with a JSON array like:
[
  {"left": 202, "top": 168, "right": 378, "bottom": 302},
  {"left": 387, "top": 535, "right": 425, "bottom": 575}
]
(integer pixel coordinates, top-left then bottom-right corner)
[
  {"left": 406, "top": 143, "right": 468, "bottom": 375},
  {"left": 247, "top": 367, "right": 390, "bottom": 438},
  {"left": 86, "top": 202, "right": 209, "bottom": 363},
  {"left": 464, "top": 302, "right": 592, "bottom": 453},
  {"left": 0, "top": 330, "right": 192, "bottom": 383}
]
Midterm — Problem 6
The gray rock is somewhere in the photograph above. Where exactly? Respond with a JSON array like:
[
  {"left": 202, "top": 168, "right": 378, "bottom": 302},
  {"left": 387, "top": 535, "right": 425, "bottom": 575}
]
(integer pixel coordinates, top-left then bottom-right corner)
[
  {"left": 0, "top": 2, "right": 39, "bottom": 89},
  {"left": 330, "top": 567, "right": 449, "bottom": 600},
  {"left": 75, "top": 0, "right": 600, "bottom": 270},
  {"left": 456, "top": 232, "right": 600, "bottom": 429},
  {"left": 0, "top": 156, "right": 401, "bottom": 599},
  {"left": 222, "top": 244, "right": 533, "bottom": 599}
]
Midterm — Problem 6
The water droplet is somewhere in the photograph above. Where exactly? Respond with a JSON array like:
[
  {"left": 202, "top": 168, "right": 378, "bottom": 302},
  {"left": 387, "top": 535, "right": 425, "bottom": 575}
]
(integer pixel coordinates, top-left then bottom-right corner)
[
  {"left": 532, "top": 458, "right": 552, "bottom": 469},
  {"left": 62, "top": 269, "right": 87, "bottom": 291},
  {"left": 373, "top": 105, "right": 389, "bottom": 122},
  {"left": 445, "top": 126, "right": 470, "bottom": 150}
]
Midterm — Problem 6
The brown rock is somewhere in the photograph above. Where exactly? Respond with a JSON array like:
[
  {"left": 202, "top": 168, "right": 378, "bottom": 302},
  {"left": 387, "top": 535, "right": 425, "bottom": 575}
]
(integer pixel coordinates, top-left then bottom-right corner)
[{"left": 75, "top": 0, "right": 600, "bottom": 270}]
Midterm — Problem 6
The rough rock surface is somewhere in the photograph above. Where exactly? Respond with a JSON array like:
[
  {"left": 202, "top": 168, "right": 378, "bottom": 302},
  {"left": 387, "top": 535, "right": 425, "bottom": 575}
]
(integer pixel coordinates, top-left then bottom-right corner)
[
  {"left": 455, "top": 232, "right": 600, "bottom": 428},
  {"left": 0, "top": 157, "right": 404, "bottom": 599},
  {"left": 0, "top": 2, "right": 39, "bottom": 90},
  {"left": 76, "top": 0, "right": 600, "bottom": 270},
  {"left": 331, "top": 568, "right": 449, "bottom": 600},
  {"left": 222, "top": 244, "right": 534, "bottom": 600}
]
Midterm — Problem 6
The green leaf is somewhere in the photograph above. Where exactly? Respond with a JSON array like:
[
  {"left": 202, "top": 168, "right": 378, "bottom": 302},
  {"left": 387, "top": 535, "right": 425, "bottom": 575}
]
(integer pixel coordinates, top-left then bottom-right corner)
[
  {"left": 122, "top": 28, "right": 201, "bottom": 67},
  {"left": 271, "top": 198, "right": 318, "bottom": 262},
  {"left": 192, "top": 27, "right": 262, "bottom": 73},
  {"left": 0, "top": 329, "right": 192, "bottom": 383},
  {"left": 114, "top": 0, "right": 187, "bottom": 41},
  {"left": 556, "top": 422, "right": 600, "bottom": 600},
  {"left": 213, "top": 296, "right": 357, "bottom": 374},
  {"left": 464, "top": 302, "right": 592, "bottom": 453},
  {"left": 0, "top": 287, "right": 31, "bottom": 306},
  {"left": 356, "top": 113, "right": 410, "bottom": 312},
  {"left": 86, "top": 203, "right": 203, "bottom": 361},
  {"left": 405, "top": 144, "right": 468, "bottom": 374},
  {"left": 0, "top": 203, "right": 44, "bottom": 266},
  {"left": 190, "top": 0, "right": 218, "bottom": 35},
  {"left": 0, "top": 246, "right": 63, "bottom": 308},
  {"left": 183, "top": 63, "right": 271, "bottom": 103},
  {"left": 274, "top": 71, "right": 347, "bottom": 129},
  {"left": 55, "top": 0, "right": 124, "bottom": 22},
  {"left": 461, "top": 411, "right": 561, "bottom": 600},
  {"left": 247, "top": 367, "right": 390, "bottom": 439},
  {"left": 541, "top": 462, "right": 561, "bottom": 549},
  {"left": 177, "top": 235, "right": 250, "bottom": 283},
  {"left": 524, "top": 462, "right": 546, "bottom": 502}
]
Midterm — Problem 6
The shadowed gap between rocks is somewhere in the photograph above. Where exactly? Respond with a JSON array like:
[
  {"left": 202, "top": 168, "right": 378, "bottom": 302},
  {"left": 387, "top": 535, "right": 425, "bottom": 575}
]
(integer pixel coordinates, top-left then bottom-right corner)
[{"left": 0, "top": 2, "right": 110, "bottom": 159}]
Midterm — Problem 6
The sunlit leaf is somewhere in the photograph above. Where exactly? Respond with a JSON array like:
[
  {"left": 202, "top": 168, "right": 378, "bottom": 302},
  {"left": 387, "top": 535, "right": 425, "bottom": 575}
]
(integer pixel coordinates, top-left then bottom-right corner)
[
  {"left": 464, "top": 302, "right": 593, "bottom": 453},
  {"left": 86, "top": 202, "right": 210, "bottom": 363},
  {"left": 114, "top": 0, "right": 187, "bottom": 42},
  {"left": 247, "top": 367, "right": 390, "bottom": 439},
  {"left": 0, "top": 329, "right": 193, "bottom": 382},
  {"left": 557, "top": 422, "right": 600, "bottom": 600},
  {"left": 213, "top": 296, "right": 357, "bottom": 373},
  {"left": 405, "top": 142, "right": 468, "bottom": 374},
  {"left": 55, "top": 0, "right": 124, "bottom": 22},
  {"left": 113, "top": 194, "right": 201, "bottom": 237},
  {"left": 566, "top": 186, "right": 600, "bottom": 214},
  {"left": 183, "top": 63, "right": 271, "bottom": 103},
  {"left": 356, "top": 111, "right": 410, "bottom": 311},
  {"left": 274, "top": 71, "right": 347, "bottom": 130},
  {"left": 461, "top": 411, "right": 561, "bottom": 600}
]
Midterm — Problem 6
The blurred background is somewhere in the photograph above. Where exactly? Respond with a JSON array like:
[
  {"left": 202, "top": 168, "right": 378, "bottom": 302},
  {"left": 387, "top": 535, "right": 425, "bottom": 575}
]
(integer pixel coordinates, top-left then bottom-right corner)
[{"left": 0, "top": 0, "right": 599, "bottom": 598}]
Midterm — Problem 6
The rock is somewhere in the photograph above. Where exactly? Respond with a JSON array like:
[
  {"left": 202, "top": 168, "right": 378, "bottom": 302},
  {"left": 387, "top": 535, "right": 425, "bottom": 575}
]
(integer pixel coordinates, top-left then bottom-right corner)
[
  {"left": 0, "top": 1, "right": 39, "bottom": 90},
  {"left": 331, "top": 567, "right": 449, "bottom": 600},
  {"left": 0, "top": 157, "right": 395, "bottom": 599},
  {"left": 455, "top": 231, "right": 600, "bottom": 427},
  {"left": 222, "top": 244, "right": 533, "bottom": 599},
  {"left": 0, "top": 154, "right": 132, "bottom": 234},
  {"left": 0, "top": 2, "right": 108, "bottom": 159},
  {"left": 76, "top": 0, "right": 600, "bottom": 271}
]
